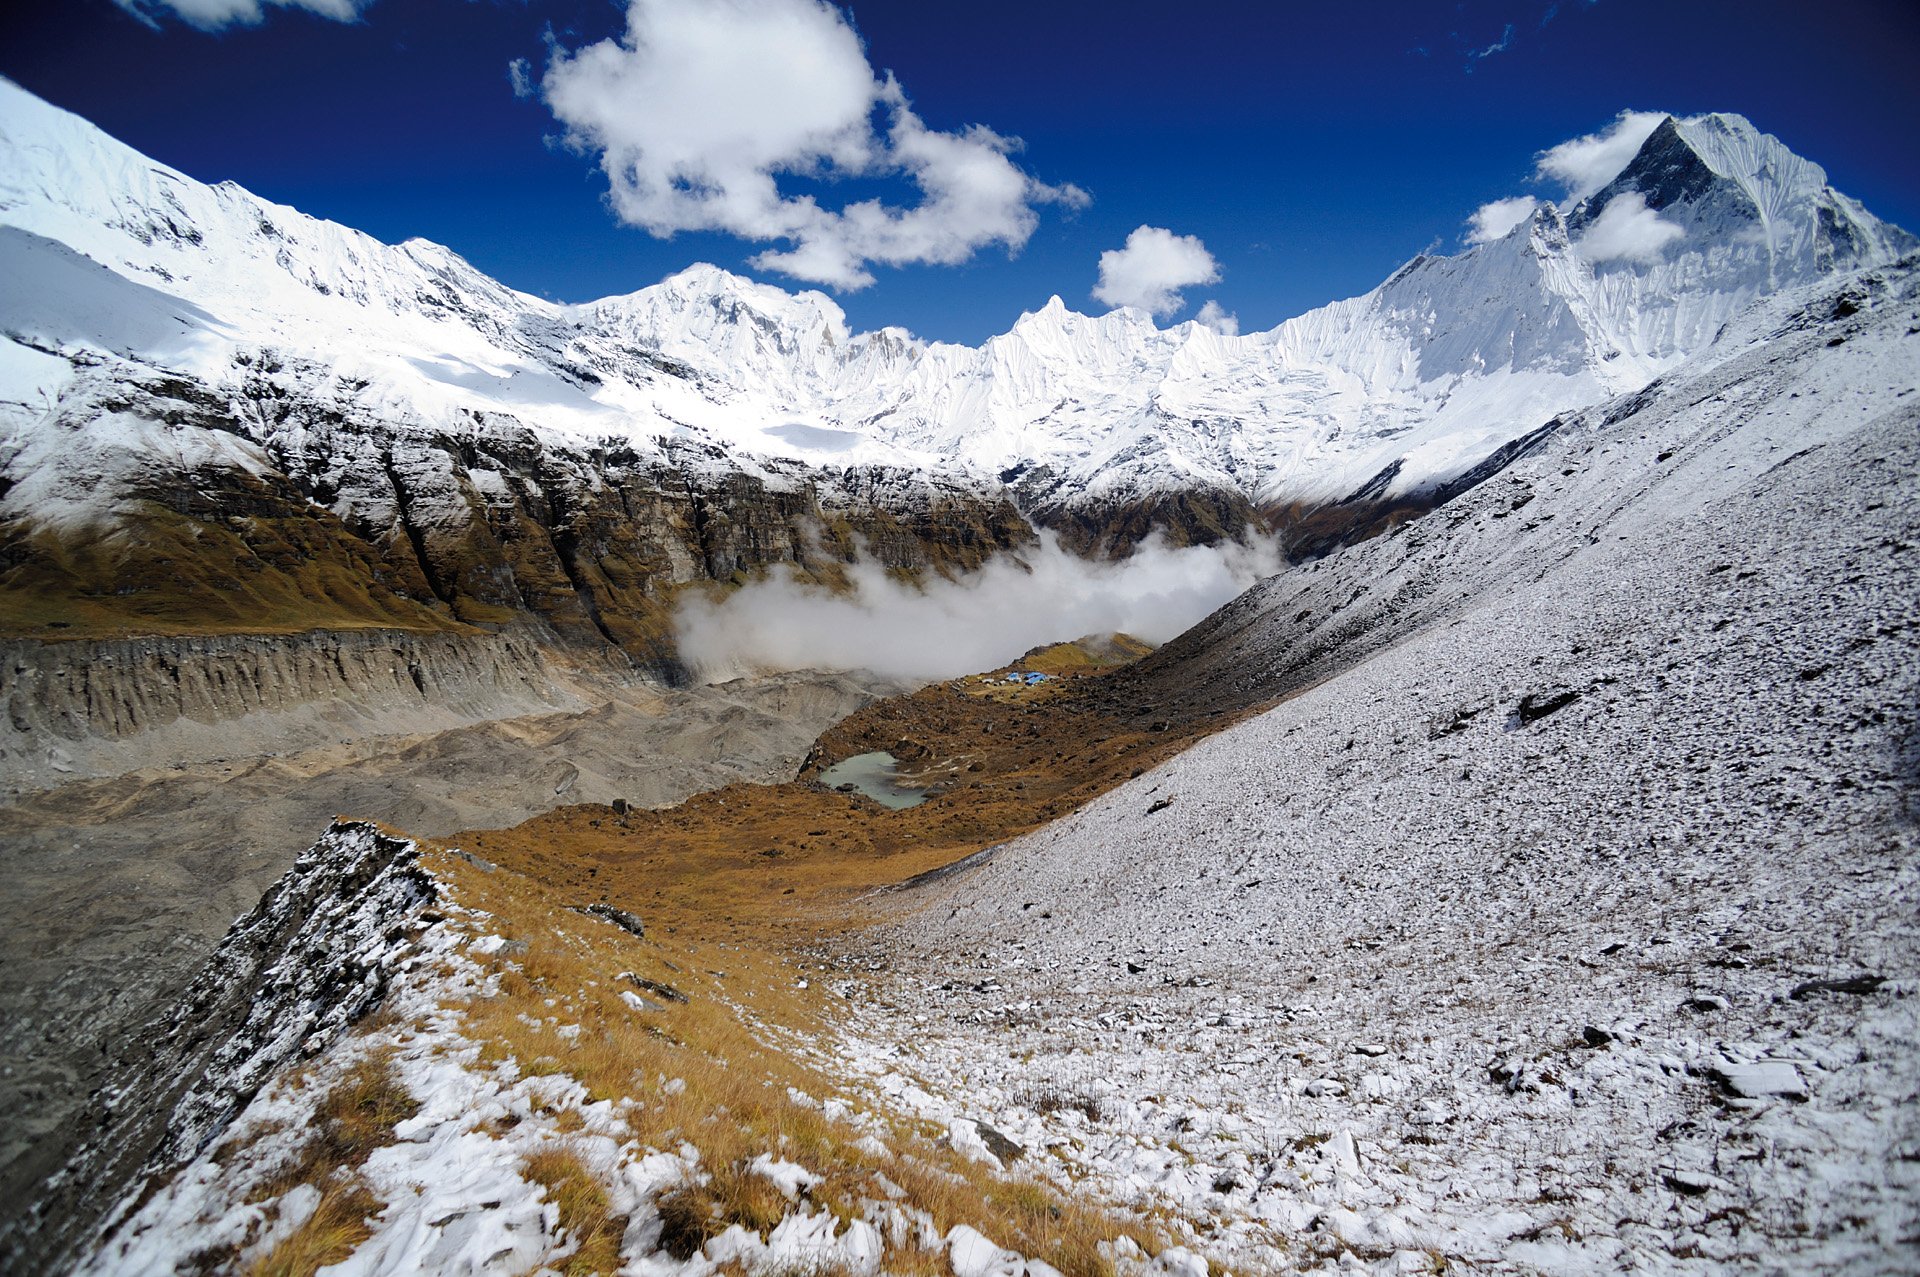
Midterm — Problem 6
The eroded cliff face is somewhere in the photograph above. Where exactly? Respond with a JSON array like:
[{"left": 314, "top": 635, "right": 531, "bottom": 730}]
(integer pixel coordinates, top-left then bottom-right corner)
[
  {"left": 0, "top": 360, "right": 1038, "bottom": 675},
  {"left": 5, "top": 353, "right": 1514, "bottom": 688},
  {"left": 0, "top": 627, "right": 599, "bottom": 793}
]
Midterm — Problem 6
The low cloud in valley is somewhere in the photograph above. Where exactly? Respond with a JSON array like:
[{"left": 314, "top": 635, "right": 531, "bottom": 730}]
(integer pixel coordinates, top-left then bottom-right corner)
[{"left": 674, "top": 532, "right": 1281, "bottom": 683}]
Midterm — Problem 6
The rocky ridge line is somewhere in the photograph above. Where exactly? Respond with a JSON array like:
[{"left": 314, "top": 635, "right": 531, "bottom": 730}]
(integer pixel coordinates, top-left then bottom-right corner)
[{"left": 6, "top": 820, "right": 435, "bottom": 1275}]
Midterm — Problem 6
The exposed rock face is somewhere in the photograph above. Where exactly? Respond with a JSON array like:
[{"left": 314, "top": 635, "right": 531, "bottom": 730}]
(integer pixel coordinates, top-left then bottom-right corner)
[
  {"left": 233, "top": 354, "right": 1039, "bottom": 662},
  {"left": 1014, "top": 472, "right": 1262, "bottom": 556},
  {"left": 3, "top": 820, "right": 435, "bottom": 1275},
  {"left": 1, "top": 361, "right": 1038, "bottom": 675}
]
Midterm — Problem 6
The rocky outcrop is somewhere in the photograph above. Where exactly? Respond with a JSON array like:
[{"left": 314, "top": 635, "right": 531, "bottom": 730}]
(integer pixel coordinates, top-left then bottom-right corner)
[
  {"left": 3, "top": 820, "right": 435, "bottom": 1275},
  {"left": 1, "top": 360, "right": 1037, "bottom": 675},
  {"left": 1010, "top": 467, "right": 1262, "bottom": 557}
]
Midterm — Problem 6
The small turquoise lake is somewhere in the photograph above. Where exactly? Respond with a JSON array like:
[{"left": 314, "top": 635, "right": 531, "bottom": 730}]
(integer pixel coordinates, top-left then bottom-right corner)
[{"left": 818, "top": 751, "right": 926, "bottom": 809}]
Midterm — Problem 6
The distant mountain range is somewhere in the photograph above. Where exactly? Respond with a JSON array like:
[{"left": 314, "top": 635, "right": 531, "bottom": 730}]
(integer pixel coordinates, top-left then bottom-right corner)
[{"left": 1, "top": 79, "right": 1910, "bottom": 670}]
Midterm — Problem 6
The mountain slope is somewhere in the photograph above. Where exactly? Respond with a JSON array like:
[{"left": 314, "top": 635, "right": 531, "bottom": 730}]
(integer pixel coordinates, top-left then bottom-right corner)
[
  {"left": 864, "top": 258, "right": 1920, "bottom": 1272},
  {"left": 1, "top": 81, "right": 1910, "bottom": 662}
]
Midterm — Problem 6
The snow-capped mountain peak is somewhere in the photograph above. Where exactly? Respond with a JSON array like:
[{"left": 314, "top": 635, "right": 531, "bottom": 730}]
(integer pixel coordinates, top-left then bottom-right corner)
[
  {"left": 1, "top": 82, "right": 1912, "bottom": 521},
  {"left": 1567, "top": 112, "right": 1911, "bottom": 279}
]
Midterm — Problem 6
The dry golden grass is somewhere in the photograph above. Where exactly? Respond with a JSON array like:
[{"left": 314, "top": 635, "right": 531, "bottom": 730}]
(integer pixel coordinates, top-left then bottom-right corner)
[
  {"left": 0, "top": 502, "right": 467, "bottom": 641},
  {"left": 522, "top": 1147, "right": 628, "bottom": 1277},
  {"left": 428, "top": 845, "right": 1163, "bottom": 1277},
  {"left": 245, "top": 1185, "right": 379, "bottom": 1277},
  {"left": 655, "top": 1160, "right": 788, "bottom": 1260},
  {"left": 1027, "top": 633, "right": 1155, "bottom": 672},
  {"left": 879, "top": 1151, "right": 1169, "bottom": 1277},
  {"left": 206, "top": 1044, "right": 420, "bottom": 1275},
  {"left": 654, "top": 1182, "right": 727, "bottom": 1261},
  {"left": 311, "top": 1053, "right": 422, "bottom": 1159},
  {"left": 873, "top": 1246, "right": 953, "bottom": 1277}
]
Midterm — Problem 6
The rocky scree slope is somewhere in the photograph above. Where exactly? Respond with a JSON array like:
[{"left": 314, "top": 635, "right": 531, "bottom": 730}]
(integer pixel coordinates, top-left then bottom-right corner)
[
  {"left": 2, "top": 82, "right": 1911, "bottom": 664},
  {"left": 856, "top": 262, "right": 1920, "bottom": 1271}
]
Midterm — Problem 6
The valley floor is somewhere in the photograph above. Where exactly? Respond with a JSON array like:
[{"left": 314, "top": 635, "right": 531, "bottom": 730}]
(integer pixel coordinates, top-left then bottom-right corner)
[
  {"left": 0, "top": 667, "right": 900, "bottom": 1247},
  {"left": 60, "top": 568, "right": 1919, "bottom": 1274},
  {"left": 18, "top": 265, "right": 1920, "bottom": 1276}
]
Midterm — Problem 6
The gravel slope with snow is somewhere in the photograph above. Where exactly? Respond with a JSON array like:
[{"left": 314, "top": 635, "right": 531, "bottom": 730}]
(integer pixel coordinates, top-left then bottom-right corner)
[{"left": 849, "top": 262, "right": 1920, "bottom": 1272}]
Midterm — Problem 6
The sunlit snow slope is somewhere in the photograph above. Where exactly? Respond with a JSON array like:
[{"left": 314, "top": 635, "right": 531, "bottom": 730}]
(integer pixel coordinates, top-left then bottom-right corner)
[
  {"left": 869, "top": 259, "right": 1920, "bottom": 1274},
  {"left": 1, "top": 79, "right": 1909, "bottom": 522}
]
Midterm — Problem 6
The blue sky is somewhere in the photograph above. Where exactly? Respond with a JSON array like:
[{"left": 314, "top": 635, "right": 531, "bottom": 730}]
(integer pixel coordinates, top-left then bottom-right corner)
[{"left": 4, "top": 0, "right": 1917, "bottom": 343}]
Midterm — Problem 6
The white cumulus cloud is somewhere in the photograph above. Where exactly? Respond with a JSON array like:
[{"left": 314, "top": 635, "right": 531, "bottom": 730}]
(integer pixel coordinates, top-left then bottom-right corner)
[
  {"left": 1093, "top": 226, "right": 1221, "bottom": 318},
  {"left": 1535, "top": 110, "right": 1669, "bottom": 202},
  {"left": 1194, "top": 300, "right": 1239, "bottom": 335},
  {"left": 1465, "top": 195, "right": 1538, "bottom": 244},
  {"left": 114, "top": 0, "right": 365, "bottom": 29},
  {"left": 537, "top": 0, "right": 1086, "bottom": 291},
  {"left": 1576, "top": 191, "right": 1686, "bottom": 264}
]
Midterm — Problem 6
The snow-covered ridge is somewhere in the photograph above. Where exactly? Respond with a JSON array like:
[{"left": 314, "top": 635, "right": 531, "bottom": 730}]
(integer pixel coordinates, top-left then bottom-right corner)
[
  {"left": 61, "top": 824, "right": 1202, "bottom": 1277},
  {"left": 10, "top": 820, "right": 436, "bottom": 1273},
  {"left": 1, "top": 77, "right": 1911, "bottom": 515}
]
